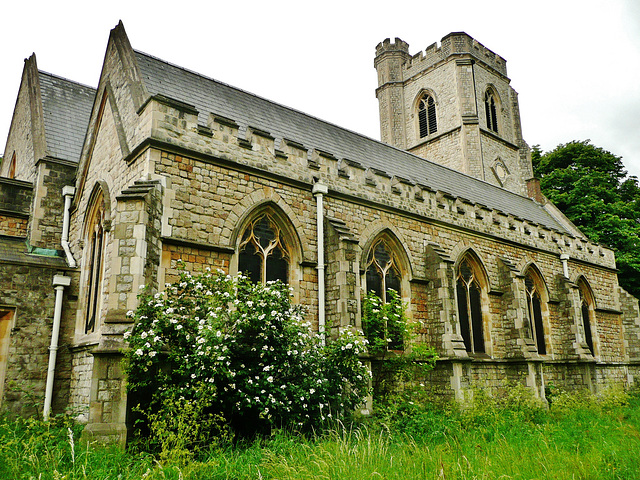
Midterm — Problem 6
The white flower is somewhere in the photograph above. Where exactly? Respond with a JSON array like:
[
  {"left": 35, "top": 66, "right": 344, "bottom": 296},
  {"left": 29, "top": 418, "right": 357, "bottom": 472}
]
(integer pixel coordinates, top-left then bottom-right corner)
[
  {"left": 126, "top": 310, "right": 134, "bottom": 318},
  {"left": 123, "top": 331, "right": 131, "bottom": 339},
  {"left": 267, "top": 376, "right": 273, "bottom": 383},
  {"left": 135, "top": 349, "right": 143, "bottom": 356},
  {"left": 176, "top": 324, "right": 183, "bottom": 330},
  {"left": 149, "top": 351, "right": 156, "bottom": 358},
  {"left": 140, "top": 331, "right": 148, "bottom": 339}
]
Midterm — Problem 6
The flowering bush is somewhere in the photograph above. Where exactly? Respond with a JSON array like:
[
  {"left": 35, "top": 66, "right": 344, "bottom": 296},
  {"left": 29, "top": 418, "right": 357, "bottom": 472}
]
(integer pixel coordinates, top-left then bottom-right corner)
[{"left": 124, "top": 267, "right": 370, "bottom": 440}]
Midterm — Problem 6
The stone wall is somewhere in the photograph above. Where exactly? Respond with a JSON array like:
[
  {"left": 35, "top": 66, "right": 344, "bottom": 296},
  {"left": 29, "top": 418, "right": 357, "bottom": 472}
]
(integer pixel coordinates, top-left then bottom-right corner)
[
  {"left": 28, "top": 159, "right": 76, "bottom": 249},
  {"left": 0, "top": 260, "right": 70, "bottom": 416}
]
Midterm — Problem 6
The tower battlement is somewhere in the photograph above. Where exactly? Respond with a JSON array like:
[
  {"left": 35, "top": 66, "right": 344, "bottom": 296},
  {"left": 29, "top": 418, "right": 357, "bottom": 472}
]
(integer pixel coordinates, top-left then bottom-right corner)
[
  {"left": 404, "top": 32, "right": 507, "bottom": 77},
  {"left": 375, "top": 37, "right": 409, "bottom": 56}
]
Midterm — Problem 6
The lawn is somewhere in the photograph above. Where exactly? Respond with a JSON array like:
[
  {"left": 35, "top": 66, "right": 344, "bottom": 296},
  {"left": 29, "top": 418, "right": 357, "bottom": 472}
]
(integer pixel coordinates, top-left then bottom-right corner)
[{"left": 2, "top": 386, "right": 639, "bottom": 480}]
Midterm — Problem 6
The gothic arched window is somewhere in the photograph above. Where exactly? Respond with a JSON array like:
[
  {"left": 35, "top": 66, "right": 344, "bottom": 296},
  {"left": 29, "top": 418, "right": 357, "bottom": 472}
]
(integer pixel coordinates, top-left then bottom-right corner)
[
  {"left": 418, "top": 93, "right": 437, "bottom": 138},
  {"left": 578, "top": 280, "right": 596, "bottom": 356},
  {"left": 238, "top": 213, "right": 290, "bottom": 284},
  {"left": 525, "top": 271, "right": 547, "bottom": 355},
  {"left": 364, "top": 237, "right": 404, "bottom": 350},
  {"left": 83, "top": 191, "right": 106, "bottom": 334},
  {"left": 456, "top": 256, "right": 486, "bottom": 354},
  {"left": 365, "top": 238, "right": 401, "bottom": 303},
  {"left": 484, "top": 90, "right": 498, "bottom": 133},
  {"left": 8, "top": 152, "right": 16, "bottom": 179}
]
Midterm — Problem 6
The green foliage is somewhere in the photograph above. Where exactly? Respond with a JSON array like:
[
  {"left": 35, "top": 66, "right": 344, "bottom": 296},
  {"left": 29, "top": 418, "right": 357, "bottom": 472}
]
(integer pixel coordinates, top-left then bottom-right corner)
[
  {"left": 532, "top": 140, "right": 640, "bottom": 297},
  {"left": 0, "top": 414, "right": 153, "bottom": 479},
  {"left": 361, "top": 290, "right": 437, "bottom": 400},
  {"left": 3, "top": 387, "right": 640, "bottom": 479},
  {"left": 124, "top": 267, "right": 370, "bottom": 443}
]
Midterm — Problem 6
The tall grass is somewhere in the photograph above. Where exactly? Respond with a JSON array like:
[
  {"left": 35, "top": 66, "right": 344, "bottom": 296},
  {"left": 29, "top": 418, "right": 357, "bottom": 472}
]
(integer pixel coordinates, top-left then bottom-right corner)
[{"left": 2, "top": 387, "right": 639, "bottom": 479}]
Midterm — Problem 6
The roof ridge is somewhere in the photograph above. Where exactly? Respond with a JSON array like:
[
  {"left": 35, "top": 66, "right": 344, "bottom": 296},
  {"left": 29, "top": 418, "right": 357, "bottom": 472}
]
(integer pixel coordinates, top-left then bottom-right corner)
[
  {"left": 132, "top": 50, "right": 541, "bottom": 207},
  {"left": 38, "top": 69, "right": 97, "bottom": 92}
]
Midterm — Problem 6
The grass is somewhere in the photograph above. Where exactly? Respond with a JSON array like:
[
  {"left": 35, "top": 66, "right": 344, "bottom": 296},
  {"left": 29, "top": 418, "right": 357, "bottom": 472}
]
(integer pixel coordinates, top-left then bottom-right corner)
[{"left": 2, "top": 387, "right": 640, "bottom": 479}]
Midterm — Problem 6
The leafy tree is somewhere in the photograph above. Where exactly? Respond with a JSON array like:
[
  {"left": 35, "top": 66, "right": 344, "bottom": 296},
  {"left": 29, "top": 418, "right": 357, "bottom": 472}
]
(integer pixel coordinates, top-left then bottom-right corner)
[
  {"left": 532, "top": 141, "right": 640, "bottom": 297},
  {"left": 124, "top": 267, "right": 370, "bottom": 446}
]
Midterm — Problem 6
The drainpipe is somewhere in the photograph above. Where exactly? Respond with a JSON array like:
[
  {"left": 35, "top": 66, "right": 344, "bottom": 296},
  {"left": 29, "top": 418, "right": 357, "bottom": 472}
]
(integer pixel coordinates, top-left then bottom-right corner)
[
  {"left": 61, "top": 186, "right": 77, "bottom": 268},
  {"left": 43, "top": 274, "right": 71, "bottom": 421},
  {"left": 560, "top": 253, "right": 570, "bottom": 278},
  {"left": 312, "top": 183, "right": 328, "bottom": 345}
]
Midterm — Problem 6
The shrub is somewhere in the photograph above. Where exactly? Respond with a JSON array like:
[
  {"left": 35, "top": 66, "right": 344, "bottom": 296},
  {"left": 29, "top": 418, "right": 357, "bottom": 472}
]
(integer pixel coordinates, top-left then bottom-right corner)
[
  {"left": 124, "top": 268, "right": 370, "bottom": 443},
  {"left": 361, "top": 290, "right": 437, "bottom": 401}
]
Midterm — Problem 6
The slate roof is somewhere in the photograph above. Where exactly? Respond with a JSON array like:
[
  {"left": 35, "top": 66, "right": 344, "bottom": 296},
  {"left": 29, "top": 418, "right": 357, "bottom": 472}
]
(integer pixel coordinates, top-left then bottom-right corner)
[
  {"left": 134, "top": 51, "right": 567, "bottom": 233},
  {"left": 39, "top": 71, "right": 95, "bottom": 163},
  {"left": 0, "top": 236, "right": 66, "bottom": 267}
]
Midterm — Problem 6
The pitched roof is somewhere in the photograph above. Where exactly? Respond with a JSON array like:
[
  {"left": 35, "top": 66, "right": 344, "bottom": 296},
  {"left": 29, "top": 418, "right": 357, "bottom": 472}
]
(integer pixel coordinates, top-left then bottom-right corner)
[
  {"left": 39, "top": 71, "right": 95, "bottom": 163},
  {"left": 134, "top": 50, "right": 567, "bottom": 233}
]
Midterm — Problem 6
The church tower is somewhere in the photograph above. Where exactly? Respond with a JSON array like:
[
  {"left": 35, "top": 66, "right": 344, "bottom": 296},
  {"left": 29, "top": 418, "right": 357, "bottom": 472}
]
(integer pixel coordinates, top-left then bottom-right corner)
[{"left": 374, "top": 33, "right": 533, "bottom": 196}]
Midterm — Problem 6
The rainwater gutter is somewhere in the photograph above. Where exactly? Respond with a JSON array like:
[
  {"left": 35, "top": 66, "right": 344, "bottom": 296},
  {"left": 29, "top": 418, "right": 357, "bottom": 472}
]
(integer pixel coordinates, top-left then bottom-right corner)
[{"left": 312, "top": 183, "right": 328, "bottom": 345}]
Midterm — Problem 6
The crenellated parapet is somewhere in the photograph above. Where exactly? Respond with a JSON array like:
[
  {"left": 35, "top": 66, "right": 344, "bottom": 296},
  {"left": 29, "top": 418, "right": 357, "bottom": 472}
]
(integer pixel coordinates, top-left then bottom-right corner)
[
  {"left": 141, "top": 93, "right": 617, "bottom": 276},
  {"left": 403, "top": 32, "right": 508, "bottom": 79}
]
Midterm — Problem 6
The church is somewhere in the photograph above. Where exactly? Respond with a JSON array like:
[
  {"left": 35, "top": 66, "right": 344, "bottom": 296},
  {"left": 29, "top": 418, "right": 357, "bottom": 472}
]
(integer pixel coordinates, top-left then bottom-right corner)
[{"left": 1, "top": 22, "right": 639, "bottom": 444}]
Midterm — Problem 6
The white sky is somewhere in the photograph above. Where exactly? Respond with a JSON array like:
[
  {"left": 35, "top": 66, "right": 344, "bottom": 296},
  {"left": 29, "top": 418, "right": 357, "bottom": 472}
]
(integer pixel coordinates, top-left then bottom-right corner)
[{"left": 1, "top": 0, "right": 639, "bottom": 179}]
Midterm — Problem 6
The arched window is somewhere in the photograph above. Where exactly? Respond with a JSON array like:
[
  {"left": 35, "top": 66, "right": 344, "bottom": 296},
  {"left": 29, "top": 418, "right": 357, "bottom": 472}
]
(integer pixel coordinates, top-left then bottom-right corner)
[
  {"left": 365, "top": 238, "right": 401, "bottom": 303},
  {"left": 83, "top": 190, "right": 106, "bottom": 334},
  {"left": 456, "top": 256, "right": 486, "bottom": 354},
  {"left": 364, "top": 236, "right": 404, "bottom": 350},
  {"left": 418, "top": 93, "right": 437, "bottom": 138},
  {"left": 484, "top": 90, "right": 498, "bottom": 133},
  {"left": 238, "top": 213, "right": 290, "bottom": 284},
  {"left": 8, "top": 152, "right": 16, "bottom": 179},
  {"left": 524, "top": 270, "right": 547, "bottom": 355},
  {"left": 578, "top": 279, "right": 596, "bottom": 355}
]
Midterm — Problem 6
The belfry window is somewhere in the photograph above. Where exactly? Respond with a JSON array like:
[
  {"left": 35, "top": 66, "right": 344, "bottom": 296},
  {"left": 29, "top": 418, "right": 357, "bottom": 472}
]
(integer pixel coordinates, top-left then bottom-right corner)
[
  {"left": 484, "top": 91, "right": 498, "bottom": 133},
  {"left": 525, "top": 275, "right": 546, "bottom": 354},
  {"left": 238, "top": 213, "right": 289, "bottom": 284},
  {"left": 84, "top": 193, "right": 106, "bottom": 334},
  {"left": 456, "top": 258, "right": 485, "bottom": 354},
  {"left": 578, "top": 281, "right": 596, "bottom": 355},
  {"left": 418, "top": 94, "right": 437, "bottom": 138}
]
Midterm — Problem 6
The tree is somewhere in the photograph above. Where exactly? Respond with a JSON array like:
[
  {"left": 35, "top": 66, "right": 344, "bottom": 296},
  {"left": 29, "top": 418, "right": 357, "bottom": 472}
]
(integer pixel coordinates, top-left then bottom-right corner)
[
  {"left": 532, "top": 141, "right": 640, "bottom": 298},
  {"left": 124, "top": 267, "right": 370, "bottom": 447}
]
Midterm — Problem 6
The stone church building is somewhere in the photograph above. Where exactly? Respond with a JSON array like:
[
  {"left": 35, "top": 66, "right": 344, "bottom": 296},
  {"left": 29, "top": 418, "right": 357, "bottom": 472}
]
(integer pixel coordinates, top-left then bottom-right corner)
[{"left": 1, "top": 22, "right": 639, "bottom": 443}]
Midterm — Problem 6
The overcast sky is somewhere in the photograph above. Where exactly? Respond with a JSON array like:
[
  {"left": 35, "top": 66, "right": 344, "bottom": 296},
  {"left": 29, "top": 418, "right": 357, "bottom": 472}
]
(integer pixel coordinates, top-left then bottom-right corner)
[{"left": 1, "top": 0, "right": 639, "bottom": 179}]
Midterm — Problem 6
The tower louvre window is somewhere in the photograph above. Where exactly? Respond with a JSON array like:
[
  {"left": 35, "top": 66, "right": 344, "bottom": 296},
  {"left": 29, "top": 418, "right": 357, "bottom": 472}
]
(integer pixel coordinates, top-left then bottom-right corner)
[
  {"left": 418, "top": 94, "right": 437, "bottom": 138},
  {"left": 485, "top": 91, "right": 498, "bottom": 133}
]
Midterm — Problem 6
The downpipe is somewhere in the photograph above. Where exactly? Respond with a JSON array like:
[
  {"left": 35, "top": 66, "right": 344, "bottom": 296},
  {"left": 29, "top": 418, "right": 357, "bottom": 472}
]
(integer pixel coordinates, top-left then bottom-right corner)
[
  {"left": 61, "top": 186, "right": 77, "bottom": 268},
  {"left": 312, "top": 183, "right": 328, "bottom": 345}
]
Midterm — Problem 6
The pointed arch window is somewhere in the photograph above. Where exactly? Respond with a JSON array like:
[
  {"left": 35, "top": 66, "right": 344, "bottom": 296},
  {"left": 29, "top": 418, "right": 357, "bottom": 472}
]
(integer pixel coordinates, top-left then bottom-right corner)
[
  {"left": 418, "top": 93, "right": 437, "bottom": 138},
  {"left": 578, "top": 281, "right": 596, "bottom": 355},
  {"left": 8, "top": 152, "right": 16, "bottom": 179},
  {"left": 525, "top": 273, "right": 546, "bottom": 354},
  {"left": 484, "top": 91, "right": 498, "bottom": 133},
  {"left": 238, "top": 213, "right": 290, "bottom": 284},
  {"left": 456, "top": 257, "right": 485, "bottom": 354},
  {"left": 364, "top": 237, "right": 404, "bottom": 350},
  {"left": 84, "top": 193, "right": 106, "bottom": 334},
  {"left": 365, "top": 238, "right": 401, "bottom": 302}
]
